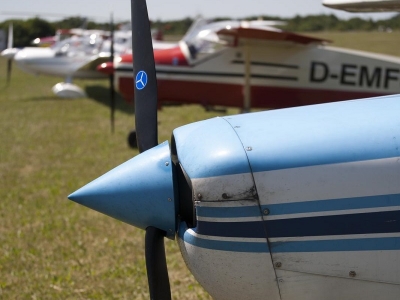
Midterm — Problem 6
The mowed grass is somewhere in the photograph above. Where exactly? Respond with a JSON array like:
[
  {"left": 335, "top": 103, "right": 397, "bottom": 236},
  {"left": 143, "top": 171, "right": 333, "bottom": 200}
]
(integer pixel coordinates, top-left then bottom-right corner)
[
  {"left": 0, "top": 31, "right": 399, "bottom": 299},
  {"left": 305, "top": 30, "right": 400, "bottom": 57},
  {"left": 0, "top": 58, "right": 234, "bottom": 299}
]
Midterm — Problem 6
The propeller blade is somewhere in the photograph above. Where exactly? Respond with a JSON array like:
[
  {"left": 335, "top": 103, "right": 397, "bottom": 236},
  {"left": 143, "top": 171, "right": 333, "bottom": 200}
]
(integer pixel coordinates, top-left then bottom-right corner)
[
  {"left": 145, "top": 227, "right": 172, "bottom": 300},
  {"left": 131, "top": 0, "right": 158, "bottom": 152},
  {"left": 109, "top": 13, "right": 115, "bottom": 133},
  {"left": 131, "top": 0, "right": 171, "bottom": 298}
]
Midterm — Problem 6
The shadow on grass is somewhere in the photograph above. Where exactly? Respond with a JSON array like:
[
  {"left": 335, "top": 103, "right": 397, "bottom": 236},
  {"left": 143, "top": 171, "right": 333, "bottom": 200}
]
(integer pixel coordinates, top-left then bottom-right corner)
[{"left": 85, "top": 85, "right": 134, "bottom": 115}]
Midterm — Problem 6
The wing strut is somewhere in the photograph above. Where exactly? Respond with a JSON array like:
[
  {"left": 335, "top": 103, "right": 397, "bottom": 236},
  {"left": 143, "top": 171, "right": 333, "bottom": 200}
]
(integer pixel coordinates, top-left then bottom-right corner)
[{"left": 243, "top": 45, "right": 251, "bottom": 113}]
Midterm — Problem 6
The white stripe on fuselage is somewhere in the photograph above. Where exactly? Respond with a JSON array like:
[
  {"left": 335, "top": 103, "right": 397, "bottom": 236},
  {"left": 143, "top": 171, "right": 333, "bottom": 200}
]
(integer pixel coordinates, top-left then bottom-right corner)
[{"left": 254, "top": 156, "right": 400, "bottom": 205}]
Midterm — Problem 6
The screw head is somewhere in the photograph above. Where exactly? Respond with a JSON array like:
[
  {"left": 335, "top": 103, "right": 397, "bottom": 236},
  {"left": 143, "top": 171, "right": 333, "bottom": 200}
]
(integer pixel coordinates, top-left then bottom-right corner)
[
  {"left": 275, "top": 262, "right": 282, "bottom": 268},
  {"left": 349, "top": 271, "right": 356, "bottom": 277},
  {"left": 168, "top": 198, "right": 172, "bottom": 202},
  {"left": 246, "top": 147, "right": 252, "bottom": 151},
  {"left": 165, "top": 162, "right": 169, "bottom": 166},
  {"left": 197, "top": 193, "right": 202, "bottom": 200},
  {"left": 263, "top": 208, "right": 270, "bottom": 215}
]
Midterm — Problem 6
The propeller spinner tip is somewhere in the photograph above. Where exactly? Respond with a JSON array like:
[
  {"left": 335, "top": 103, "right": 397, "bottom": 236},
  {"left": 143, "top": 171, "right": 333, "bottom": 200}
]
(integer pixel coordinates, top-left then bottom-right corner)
[{"left": 68, "top": 141, "right": 177, "bottom": 238}]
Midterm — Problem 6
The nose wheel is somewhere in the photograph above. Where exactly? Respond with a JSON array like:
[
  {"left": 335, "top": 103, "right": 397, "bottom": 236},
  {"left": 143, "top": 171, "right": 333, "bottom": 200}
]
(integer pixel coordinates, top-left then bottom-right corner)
[{"left": 128, "top": 130, "right": 137, "bottom": 148}]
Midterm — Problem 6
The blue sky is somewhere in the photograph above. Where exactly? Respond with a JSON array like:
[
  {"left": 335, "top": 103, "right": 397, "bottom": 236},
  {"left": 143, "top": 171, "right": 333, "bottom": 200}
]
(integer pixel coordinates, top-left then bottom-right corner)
[{"left": 0, "top": 0, "right": 396, "bottom": 23}]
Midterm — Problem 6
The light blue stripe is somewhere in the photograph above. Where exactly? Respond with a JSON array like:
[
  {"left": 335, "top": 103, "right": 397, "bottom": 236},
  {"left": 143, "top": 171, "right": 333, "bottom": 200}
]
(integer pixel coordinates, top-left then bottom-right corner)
[
  {"left": 265, "top": 194, "right": 400, "bottom": 216},
  {"left": 181, "top": 229, "right": 400, "bottom": 253},
  {"left": 196, "top": 194, "right": 400, "bottom": 218},
  {"left": 180, "top": 229, "right": 269, "bottom": 253},
  {"left": 271, "top": 237, "right": 400, "bottom": 253}
]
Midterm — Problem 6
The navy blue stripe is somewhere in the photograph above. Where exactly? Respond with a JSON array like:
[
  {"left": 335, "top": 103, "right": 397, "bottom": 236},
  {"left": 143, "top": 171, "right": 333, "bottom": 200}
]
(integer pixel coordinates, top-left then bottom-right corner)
[
  {"left": 196, "top": 210, "right": 400, "bottom": 238},
  {"left": 197, "top": 219, "right": 266, "bottom": 238},
  {"left": 267, "top": 210, "right": 400, "bottom": 238}
]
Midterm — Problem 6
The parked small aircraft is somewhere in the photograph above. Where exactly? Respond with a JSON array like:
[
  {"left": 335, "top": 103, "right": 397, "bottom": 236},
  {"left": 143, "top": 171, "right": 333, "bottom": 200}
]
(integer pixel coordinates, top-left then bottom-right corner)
[
  {"left": 69, "top": 0, "right": 400, "bottom": 299},
  {"left": 100, "top": 21, "right": 400, "bottom": 111},
  {"left": 0, "top": 25, "right": 176, "bottom": 98}
]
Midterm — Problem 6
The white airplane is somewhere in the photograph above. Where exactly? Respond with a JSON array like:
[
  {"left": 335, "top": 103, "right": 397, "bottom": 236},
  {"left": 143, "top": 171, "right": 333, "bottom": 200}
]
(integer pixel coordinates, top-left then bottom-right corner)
[
  {"left": 68, "top": 0, "right": 400, "bottom": 299},
  {"left": 323, "top": 0, "right": 400, "bottom": 11},
  {"left": 0, "top": 24, "right": 179, "bottom": 98},
  {"left": 0, "top": 26, "right": 132, "bottom": 97}
]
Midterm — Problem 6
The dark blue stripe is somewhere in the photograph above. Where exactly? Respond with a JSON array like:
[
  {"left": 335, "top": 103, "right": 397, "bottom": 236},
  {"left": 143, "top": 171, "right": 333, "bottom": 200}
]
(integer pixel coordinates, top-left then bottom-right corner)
[
  {"left": 196, "top": 210, "right": 400, "bottom": 238},
  {"left": 197, "top": 219, "right": 266, "bottom": 238}
]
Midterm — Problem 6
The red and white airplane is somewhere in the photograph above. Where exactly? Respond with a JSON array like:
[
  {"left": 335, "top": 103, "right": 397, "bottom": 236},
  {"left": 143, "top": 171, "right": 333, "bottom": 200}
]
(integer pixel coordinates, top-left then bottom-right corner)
[{"left": 100, "top": 21, "right": 400, "bottom": 111}]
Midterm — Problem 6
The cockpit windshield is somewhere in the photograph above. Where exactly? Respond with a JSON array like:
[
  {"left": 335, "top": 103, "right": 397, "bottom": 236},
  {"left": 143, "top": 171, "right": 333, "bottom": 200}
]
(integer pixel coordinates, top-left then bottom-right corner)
[{"left": 182, "top": 21, "right": 237, "bottom": 60}]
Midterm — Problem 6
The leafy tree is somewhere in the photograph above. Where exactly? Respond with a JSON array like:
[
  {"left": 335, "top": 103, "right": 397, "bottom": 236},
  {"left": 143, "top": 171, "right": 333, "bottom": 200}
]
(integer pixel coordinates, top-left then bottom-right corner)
[{"left": 1, "top": 13, "right": 400, "bottom": 48}]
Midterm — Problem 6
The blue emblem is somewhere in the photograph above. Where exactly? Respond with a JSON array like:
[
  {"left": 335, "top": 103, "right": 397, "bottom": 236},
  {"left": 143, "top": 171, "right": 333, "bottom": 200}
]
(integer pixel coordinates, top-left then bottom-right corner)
[{"left": 135, "top": 70, "right": 148, "bottom": 90}]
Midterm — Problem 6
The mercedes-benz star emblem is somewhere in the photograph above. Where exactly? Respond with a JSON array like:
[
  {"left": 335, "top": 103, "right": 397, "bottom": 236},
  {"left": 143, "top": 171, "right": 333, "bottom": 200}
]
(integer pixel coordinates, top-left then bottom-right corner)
[{"left": 135, "top": 70, "right": 148, "bottom": 90}]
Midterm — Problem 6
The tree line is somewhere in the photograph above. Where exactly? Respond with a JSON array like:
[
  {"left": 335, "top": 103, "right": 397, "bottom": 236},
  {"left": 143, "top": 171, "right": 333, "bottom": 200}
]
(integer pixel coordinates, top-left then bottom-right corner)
[{"left": 1, "top": 14, "right": 399, "bottom": 48}]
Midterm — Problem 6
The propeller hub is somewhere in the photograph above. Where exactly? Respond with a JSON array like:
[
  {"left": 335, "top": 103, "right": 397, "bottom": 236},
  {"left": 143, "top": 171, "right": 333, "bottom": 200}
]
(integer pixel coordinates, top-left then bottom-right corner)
[{"left": 68, "top": 141, "right": 177, "bottom": 238}]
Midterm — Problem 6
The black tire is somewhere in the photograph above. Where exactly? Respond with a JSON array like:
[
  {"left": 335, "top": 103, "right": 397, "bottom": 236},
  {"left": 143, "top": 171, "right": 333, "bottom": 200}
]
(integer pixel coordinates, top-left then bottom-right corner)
[{"left": 127, "top": 130, "right": 138, "bottom": 149}]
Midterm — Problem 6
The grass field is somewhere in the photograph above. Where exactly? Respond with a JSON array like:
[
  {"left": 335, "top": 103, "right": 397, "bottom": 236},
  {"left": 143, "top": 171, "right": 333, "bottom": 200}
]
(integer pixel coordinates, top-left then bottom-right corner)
[{"left": 0, "top": 31, "right": 399, "bottom": 299}]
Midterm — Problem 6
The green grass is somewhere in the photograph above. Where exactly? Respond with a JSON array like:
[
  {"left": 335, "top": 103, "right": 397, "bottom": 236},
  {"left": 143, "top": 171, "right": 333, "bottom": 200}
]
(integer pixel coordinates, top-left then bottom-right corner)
[
  {"left": 0, "top": 31, "right": 399, "bottom": 299},
  {"left": 305, "top": 31, "right": 400, "bottom": 56},
  {"left": 0, "top": 58, "right": 233, "bottom": 299}
]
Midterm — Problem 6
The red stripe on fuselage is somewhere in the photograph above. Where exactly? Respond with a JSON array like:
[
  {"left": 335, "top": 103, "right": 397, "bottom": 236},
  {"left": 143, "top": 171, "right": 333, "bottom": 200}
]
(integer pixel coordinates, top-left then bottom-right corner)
[{"left": 118, "top": 77, "right": 388, "bottom": 109}]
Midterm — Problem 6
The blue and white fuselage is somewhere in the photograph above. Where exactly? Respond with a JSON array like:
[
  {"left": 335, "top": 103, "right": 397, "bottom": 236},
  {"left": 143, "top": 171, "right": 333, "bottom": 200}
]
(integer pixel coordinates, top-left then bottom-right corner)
[
  {"left": 175, "top": 95, "right": 400, "bottom": 299},
  {"left": 69, "top": 95, "right": 400, "bottom": 299}
]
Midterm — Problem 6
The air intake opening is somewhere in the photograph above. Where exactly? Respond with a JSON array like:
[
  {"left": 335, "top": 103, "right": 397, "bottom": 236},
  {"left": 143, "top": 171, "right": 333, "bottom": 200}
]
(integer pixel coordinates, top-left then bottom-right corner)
[{"left": 171, "top": 134, "right": 196, "bottom": 228}]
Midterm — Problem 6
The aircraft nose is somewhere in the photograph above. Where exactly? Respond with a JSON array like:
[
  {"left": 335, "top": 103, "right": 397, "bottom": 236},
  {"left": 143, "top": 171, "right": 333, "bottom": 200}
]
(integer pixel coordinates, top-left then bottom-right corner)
[{"left": 68, "top": 141, "right": 177, "bottom": 238}]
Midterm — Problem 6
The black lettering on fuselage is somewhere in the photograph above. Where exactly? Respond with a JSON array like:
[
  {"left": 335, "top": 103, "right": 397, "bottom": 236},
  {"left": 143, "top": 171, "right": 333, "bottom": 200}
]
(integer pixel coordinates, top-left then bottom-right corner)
[
  {"left": 310, "top": 62, "right": 329, "bottom": 82},
  {"left": 340, "top": 64, "right": 357, "bottom": 86},
  {"left": 310, "top": 61, "right": 399, "bottom": 89},
  {"left": 359, "top": 66, "right": 381, "bottom": 88},
  {"left": 384, "top": 68, "right": 399, "bottom": 88}
]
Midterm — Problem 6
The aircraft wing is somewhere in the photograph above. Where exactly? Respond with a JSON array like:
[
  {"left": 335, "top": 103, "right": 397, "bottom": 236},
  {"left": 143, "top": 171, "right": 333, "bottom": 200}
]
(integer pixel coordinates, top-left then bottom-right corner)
[
  {"left": 322, "top": 0, "right": 400, "bottom": 12},
  {"left": 217, "top": 27, "right": 330, "bottom": 45}
]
